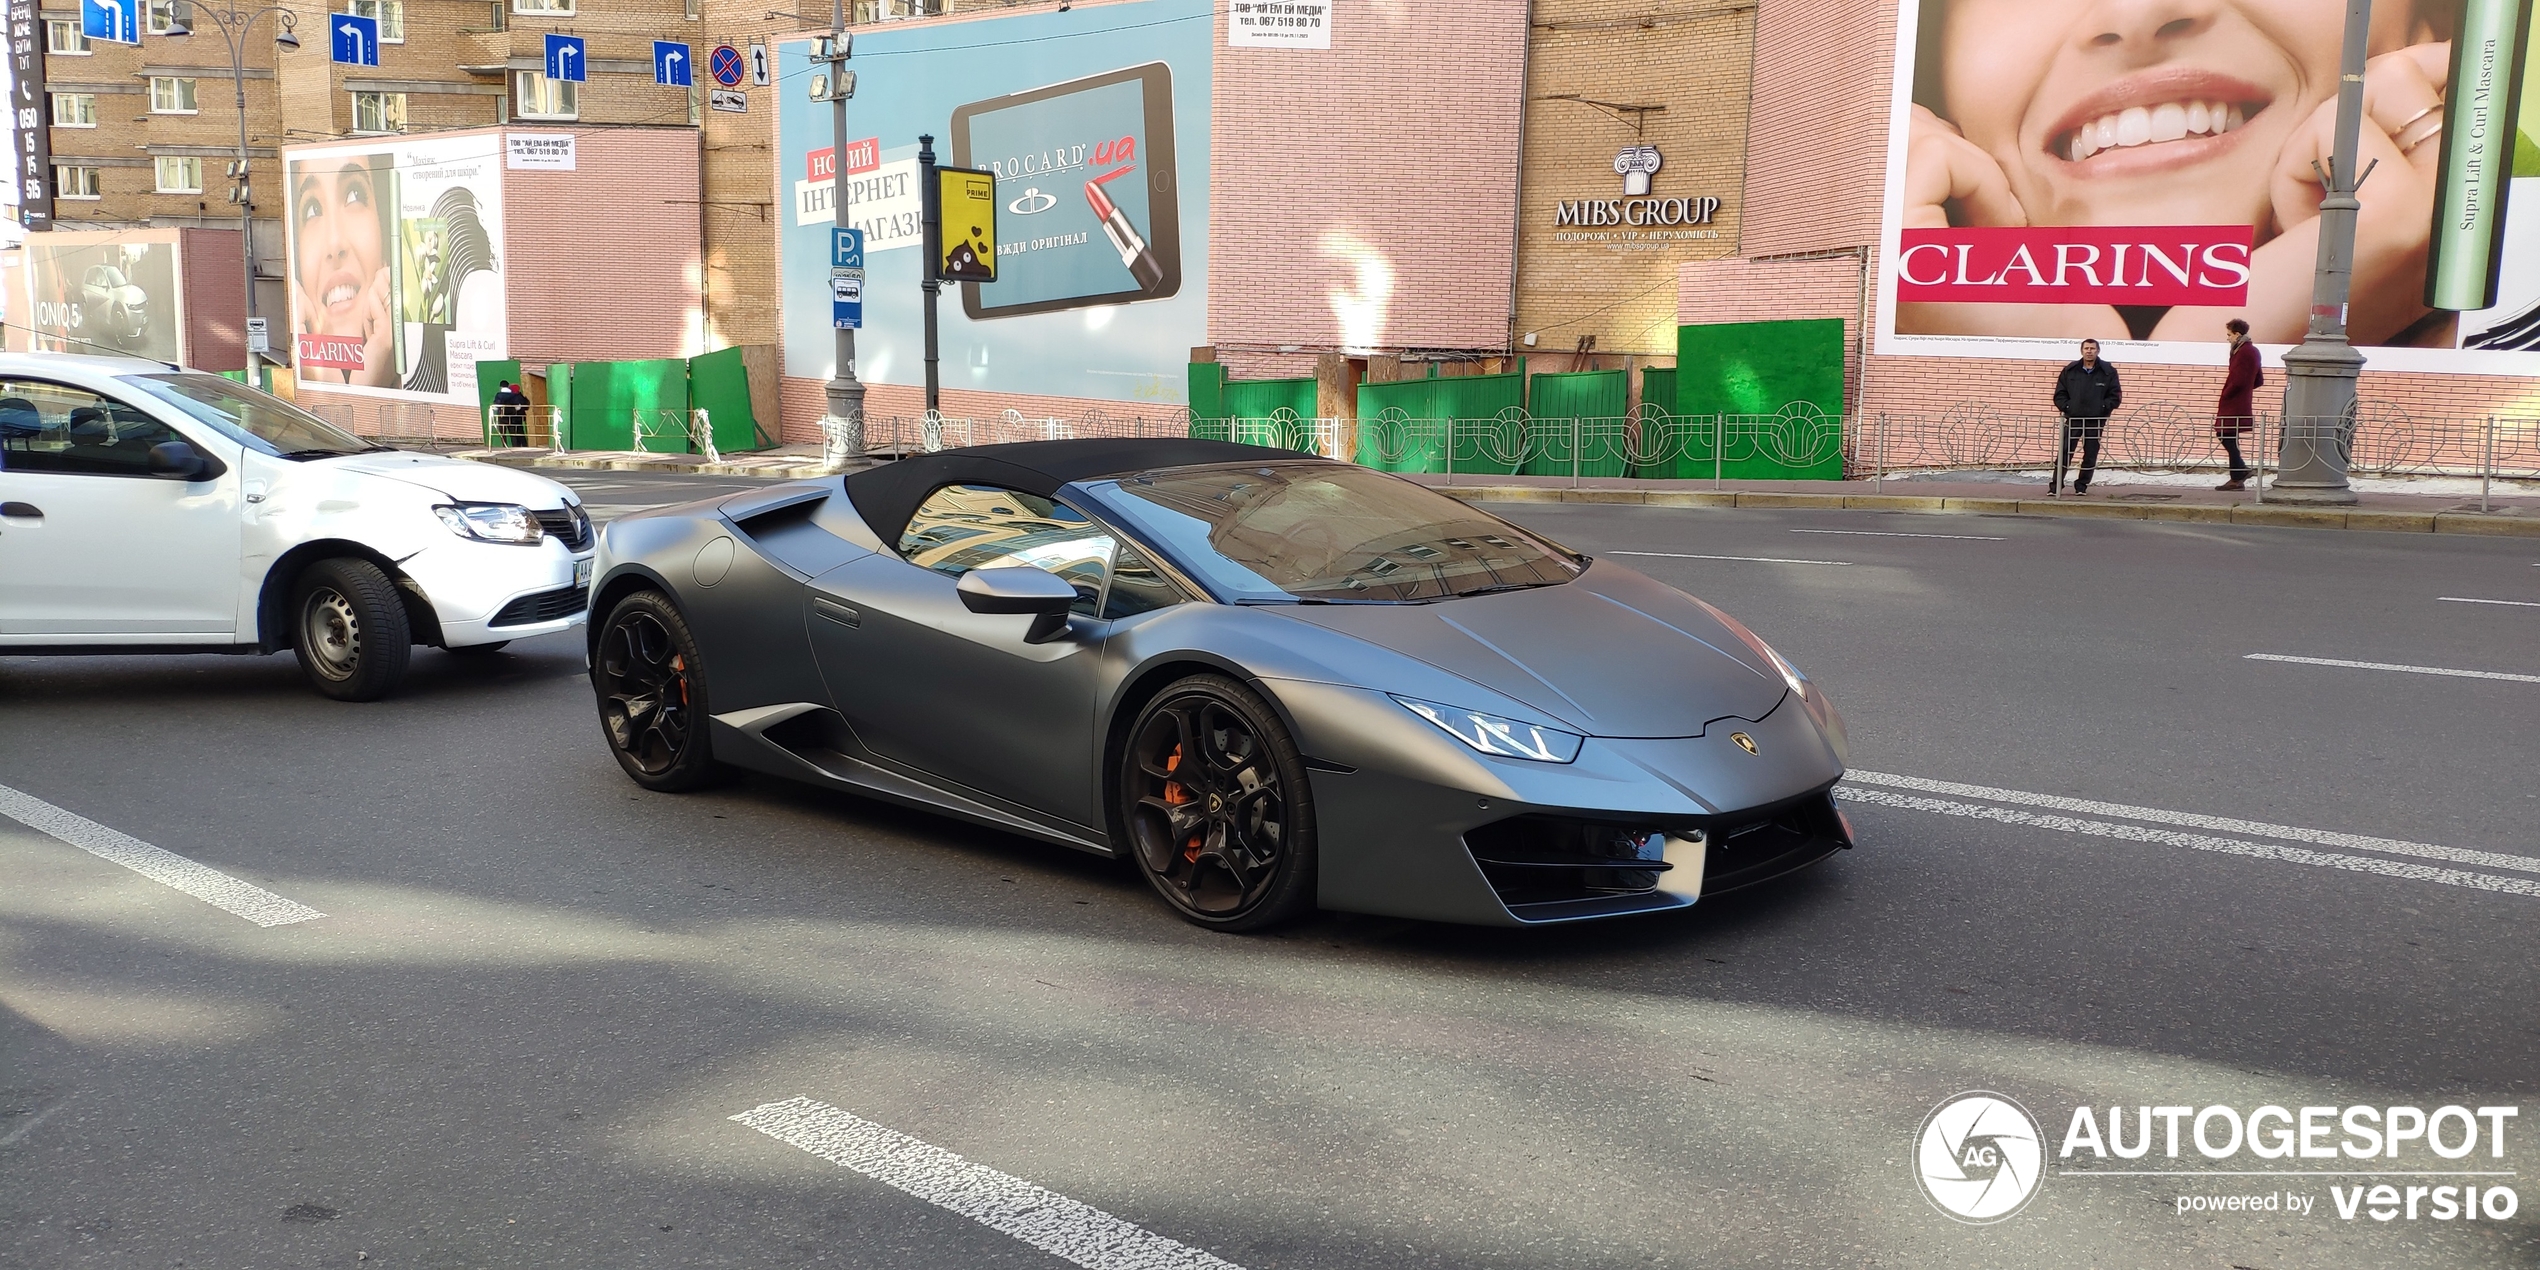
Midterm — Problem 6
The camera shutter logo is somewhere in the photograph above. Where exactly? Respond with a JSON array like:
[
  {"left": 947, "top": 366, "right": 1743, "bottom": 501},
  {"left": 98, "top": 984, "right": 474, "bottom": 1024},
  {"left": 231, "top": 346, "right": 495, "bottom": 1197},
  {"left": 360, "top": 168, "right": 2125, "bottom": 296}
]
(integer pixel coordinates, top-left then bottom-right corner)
[
  {"left": 1914, "top": 1092, "right": 2044, "bottom": 1224},
  {"left": 1614, "top": 145, "right": 1662, "bottom": 196}
]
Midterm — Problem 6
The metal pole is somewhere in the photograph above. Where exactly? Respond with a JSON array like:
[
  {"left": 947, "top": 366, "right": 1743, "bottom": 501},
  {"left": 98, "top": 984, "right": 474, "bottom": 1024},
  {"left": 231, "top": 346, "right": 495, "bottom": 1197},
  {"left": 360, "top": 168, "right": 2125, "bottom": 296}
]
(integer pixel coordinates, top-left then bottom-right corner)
[
  {"left": 1714, "top": 414, "right": 1723, "bottom": 490},
  {"left": 2255, "top": 412, "right": 2268, "bottom": 504},
  {"left": 2483, "top": 414, "right": 2495, "bottom": 513},
  {"left": 918, "top": 133, "right": 940, "bottom": 417},
  {"left": 2271, "top": 0, "right": 2373, "bottom": 503},
  {"left": 232, "top": 23, "right": 254, "bottom": 367},
  {"left": 822, "top": 7, "right": 864, "bottom": 457}
]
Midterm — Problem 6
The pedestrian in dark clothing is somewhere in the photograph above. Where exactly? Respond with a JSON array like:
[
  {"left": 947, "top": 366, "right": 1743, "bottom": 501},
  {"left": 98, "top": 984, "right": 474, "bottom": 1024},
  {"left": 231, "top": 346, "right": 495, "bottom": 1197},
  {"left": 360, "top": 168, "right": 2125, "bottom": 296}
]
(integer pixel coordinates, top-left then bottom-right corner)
[
  {"left": 2215, "top": 318, "right": 2261, "bottom": 490},
  {"left": 2050, "top": 338, "right": 2120, "bottom": 495},
  {"left": 492, "top": 379, "right": 531, "bottom": 447}
]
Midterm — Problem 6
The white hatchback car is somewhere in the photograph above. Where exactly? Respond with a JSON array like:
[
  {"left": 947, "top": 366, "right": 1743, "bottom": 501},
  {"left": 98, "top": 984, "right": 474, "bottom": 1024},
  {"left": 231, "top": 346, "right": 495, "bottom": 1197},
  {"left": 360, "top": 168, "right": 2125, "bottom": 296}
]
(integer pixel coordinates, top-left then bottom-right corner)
[{"left": 0, "top": 353, "right": 594, "bottom": 700}]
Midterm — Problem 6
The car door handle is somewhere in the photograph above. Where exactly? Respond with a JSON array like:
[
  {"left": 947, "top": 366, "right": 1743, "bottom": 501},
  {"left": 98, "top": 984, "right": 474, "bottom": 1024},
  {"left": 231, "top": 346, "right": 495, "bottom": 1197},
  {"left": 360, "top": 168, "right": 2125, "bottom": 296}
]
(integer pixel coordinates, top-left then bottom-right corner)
[
  {"left": 813, "top": 597, "right": 860, "bottom": 628},
  {"left": 0, "top": 502, "right": 39, "bottom": 519}
]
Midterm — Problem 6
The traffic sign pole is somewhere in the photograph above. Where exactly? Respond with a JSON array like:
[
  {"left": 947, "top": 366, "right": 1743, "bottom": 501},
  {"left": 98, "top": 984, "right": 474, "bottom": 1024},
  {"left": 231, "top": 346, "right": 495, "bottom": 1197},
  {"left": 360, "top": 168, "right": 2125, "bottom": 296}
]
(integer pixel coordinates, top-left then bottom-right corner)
[
  {"left": 819, "top": 17, "right": 863, "bottom": 457},
  {"left": 919, "top": 133, "right": 941, "bottom": 419}
]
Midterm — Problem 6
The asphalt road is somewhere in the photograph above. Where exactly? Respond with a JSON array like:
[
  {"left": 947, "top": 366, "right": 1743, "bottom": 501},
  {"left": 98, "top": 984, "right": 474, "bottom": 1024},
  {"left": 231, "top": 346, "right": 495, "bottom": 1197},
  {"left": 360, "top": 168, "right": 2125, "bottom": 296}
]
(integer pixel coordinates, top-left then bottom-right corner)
[{"left": 4, "top": 470, "right": 2537, "bottom": 1269}]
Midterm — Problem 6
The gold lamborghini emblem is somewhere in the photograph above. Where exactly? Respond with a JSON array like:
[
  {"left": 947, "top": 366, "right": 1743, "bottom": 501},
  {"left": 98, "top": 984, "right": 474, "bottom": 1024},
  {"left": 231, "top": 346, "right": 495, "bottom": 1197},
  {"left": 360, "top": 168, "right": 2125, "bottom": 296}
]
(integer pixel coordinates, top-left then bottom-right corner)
[{"left": 1730, "top": 732, "right": 1759, "bottom": 755}]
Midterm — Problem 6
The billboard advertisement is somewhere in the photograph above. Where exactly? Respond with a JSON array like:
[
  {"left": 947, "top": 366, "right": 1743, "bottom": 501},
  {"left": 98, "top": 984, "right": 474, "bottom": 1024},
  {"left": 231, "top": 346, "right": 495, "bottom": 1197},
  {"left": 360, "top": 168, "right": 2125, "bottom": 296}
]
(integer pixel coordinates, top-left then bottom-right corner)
[
  {"left": 778, "top": 0, "right": 1211, "bottom": 407},
  {"left": 285, "top": 134, "right": 508, "bottom": 402},
  {"left": 23, "top": 238, "right": 184, "bottom": 363},
  {"left": 1878, "top": 0, "right": 2540, "bottom": 373}
]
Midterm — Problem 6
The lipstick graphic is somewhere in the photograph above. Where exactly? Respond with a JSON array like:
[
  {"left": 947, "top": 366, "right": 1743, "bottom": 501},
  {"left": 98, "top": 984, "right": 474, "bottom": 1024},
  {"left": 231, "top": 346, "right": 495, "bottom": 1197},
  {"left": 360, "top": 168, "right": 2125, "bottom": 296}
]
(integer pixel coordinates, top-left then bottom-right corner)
[{"left": 1086, "top": 165, "right": 1166, "bottom": 293}]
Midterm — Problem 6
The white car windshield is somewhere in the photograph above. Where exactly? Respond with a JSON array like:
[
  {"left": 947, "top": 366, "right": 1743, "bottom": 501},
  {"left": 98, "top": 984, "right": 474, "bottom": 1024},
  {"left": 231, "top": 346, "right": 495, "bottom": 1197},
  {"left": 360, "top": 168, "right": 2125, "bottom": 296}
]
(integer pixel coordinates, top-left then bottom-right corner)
[{"left": 119, "top": 372, "right": 382, "bottom": 459}]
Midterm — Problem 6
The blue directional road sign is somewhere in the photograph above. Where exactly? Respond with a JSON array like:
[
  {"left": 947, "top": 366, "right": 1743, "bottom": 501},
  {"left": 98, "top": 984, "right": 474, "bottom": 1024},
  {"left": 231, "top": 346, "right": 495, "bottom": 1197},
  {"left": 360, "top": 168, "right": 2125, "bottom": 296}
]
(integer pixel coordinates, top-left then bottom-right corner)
[
  {"left": 653, "top": 41, "right": 692, "bottom": 87},
  {"left": 545, "top": 34, "right": 586, "bottom": 83},
  {"left": 830, "top": 226, "right": 864, "bottom": 269},
  {"left": 330, "top": 13, "right": 379, "bottom": 66},
  {"left": 79, "top": 0, "right": 138, "bottom": 46}
]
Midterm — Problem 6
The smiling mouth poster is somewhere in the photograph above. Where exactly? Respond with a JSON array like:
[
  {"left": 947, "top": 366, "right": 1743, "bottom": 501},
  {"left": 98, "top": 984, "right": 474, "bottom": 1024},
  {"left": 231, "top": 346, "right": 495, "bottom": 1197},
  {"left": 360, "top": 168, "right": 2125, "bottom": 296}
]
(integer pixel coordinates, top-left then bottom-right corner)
[
  {"left": 779, "top": 0, "right": 1210, "bottom": 407},
  {"left": 1878, "top": 0, "right": 2540, "bottom": 372}
]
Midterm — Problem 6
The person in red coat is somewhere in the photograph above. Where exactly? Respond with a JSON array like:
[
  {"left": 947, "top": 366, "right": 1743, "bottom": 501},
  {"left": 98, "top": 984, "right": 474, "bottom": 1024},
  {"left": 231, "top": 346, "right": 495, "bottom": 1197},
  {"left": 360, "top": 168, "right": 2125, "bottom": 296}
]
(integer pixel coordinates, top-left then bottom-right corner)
[{"left": 2215, "top": 318, "right": 2261, "bottom": 491}]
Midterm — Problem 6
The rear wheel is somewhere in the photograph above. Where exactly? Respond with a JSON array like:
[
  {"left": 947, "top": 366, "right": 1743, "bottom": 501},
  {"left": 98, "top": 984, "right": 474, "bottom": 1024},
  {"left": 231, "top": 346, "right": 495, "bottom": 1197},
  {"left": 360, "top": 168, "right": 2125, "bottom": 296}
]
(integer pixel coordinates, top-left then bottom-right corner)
[
  {"left": 1119, "top": 675, "right": 1316, "bottom": 931},
  {"left": 291, "top": 557, "right": 411, "bottom": 702},
  {"left": 593, "top": 591, "right": 719, "bottom": 791}
]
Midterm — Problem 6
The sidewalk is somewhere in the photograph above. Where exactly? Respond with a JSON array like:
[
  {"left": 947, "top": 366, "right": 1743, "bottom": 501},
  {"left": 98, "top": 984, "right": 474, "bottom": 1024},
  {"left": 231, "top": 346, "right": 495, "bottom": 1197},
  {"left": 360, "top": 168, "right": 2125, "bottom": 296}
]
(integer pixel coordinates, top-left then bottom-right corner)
[{"left": 451, "top": 445, "right": 2540, "bottom": 538}]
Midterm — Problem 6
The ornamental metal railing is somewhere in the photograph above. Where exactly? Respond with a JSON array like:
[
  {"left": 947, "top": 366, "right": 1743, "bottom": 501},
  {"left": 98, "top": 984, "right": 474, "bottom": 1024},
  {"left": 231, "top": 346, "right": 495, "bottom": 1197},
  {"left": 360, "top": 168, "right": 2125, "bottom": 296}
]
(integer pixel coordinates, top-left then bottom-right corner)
[{"left": 633, "top": 407, "right": 717, "bottom": 463}]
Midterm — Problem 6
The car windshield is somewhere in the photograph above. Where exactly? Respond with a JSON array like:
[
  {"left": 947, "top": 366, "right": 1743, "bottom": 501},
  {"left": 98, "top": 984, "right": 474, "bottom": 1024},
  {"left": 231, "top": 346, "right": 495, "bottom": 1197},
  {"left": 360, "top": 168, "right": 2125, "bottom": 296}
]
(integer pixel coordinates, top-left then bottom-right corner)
[
  {"left": 119, "top": 372, "right": 380, "bottom": 459},
  {"left": 1080, "top": 462, "right": 1583, "bottom": 603}
]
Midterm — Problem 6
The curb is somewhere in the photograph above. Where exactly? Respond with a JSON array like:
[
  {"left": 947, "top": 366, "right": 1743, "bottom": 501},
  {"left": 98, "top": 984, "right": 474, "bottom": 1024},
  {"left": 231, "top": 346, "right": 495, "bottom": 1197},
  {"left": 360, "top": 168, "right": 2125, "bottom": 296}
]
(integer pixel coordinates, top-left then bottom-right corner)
[
  {"left": 1433, "top": 485, "right": 2540, "bottom": 538},
  {"left": 462, "top": 450, "right": 852, "bottom": 479}
]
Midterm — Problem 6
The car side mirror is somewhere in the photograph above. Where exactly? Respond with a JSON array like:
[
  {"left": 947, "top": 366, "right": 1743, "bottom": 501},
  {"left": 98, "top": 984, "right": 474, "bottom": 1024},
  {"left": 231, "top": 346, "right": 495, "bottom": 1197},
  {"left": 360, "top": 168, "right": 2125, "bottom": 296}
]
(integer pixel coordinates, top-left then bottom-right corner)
[
  {"left": 956, "top": 565, "right": 1079, "bottom": 644},
  {"left": 147, "top": 439, "right": 225, "bottom": 481}
]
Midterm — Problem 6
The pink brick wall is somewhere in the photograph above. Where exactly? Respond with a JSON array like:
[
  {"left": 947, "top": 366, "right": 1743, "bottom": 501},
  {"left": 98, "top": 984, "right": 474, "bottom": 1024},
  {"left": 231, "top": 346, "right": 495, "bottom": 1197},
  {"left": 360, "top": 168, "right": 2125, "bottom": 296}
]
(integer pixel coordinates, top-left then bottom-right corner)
[
  {"left": 503, "top": 126, "right": 702, "bottom": 367},
  {"left": 1742, "top": 0, "right": 1895, "bottom": 259},
  {"left": 1206, "top": 0, "right": 1526, "bottom": 358}
]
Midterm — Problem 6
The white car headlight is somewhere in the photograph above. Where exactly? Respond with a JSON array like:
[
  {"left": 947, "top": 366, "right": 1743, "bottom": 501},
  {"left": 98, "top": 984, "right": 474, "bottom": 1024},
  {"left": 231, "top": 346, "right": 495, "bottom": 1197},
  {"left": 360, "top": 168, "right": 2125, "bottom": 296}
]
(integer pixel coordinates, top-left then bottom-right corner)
[
  {"left": 1393, "top": 695, "right": 1584, "bottom": 764},
  {"left": 433, "top": 502, "right": 542, "bottom": 545}
]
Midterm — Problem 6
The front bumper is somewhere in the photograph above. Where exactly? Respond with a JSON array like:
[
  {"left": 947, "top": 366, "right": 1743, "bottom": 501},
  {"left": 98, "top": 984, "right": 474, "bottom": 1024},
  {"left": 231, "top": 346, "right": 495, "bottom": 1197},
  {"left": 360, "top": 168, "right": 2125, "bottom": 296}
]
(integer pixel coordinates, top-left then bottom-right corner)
[
  {"left": 1269, "top": 677, "right": 1852, "bottom": 926},
  {"left": 400, "top": 535, "right": 596, "bottom": 648}
]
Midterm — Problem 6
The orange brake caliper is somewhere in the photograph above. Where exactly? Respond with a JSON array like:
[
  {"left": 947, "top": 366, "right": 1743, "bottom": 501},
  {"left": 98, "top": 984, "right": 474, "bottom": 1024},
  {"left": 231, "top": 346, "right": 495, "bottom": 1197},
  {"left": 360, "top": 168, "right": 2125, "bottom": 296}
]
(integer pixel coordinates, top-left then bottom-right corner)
[{"left": 1162, "top": 745, "right": 1203, "bottom": 862}]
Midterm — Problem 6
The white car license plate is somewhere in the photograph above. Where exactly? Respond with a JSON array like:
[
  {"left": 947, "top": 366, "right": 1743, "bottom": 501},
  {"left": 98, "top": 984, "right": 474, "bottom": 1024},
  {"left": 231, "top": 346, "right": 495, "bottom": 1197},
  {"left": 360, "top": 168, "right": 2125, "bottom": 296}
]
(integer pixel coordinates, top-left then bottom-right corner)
[{"left": 574, "top": 557, "right": 593, "bottom": 589}]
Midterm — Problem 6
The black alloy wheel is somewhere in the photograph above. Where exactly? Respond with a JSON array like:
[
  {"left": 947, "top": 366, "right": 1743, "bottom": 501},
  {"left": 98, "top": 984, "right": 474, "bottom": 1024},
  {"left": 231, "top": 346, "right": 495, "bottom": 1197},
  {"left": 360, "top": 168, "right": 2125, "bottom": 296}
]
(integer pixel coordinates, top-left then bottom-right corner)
[
  {"left": 1120, "top": 674, "right": 1316, "bottom": 931},
  {"left": 593, "top": 591, "right": 720, "bottom": 791}
]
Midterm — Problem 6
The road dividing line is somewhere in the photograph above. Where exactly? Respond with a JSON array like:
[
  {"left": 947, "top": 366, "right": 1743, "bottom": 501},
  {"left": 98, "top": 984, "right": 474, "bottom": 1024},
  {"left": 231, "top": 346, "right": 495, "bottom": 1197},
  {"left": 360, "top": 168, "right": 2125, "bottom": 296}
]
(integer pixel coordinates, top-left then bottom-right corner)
[
  {"left": 731, "top": 1097, "right": 1244, "bottom": 1270},
  {"left": 1843, "top": 770, "right": 2540, "bottom": 876},
  {"left": 2440, "top": 596, "right": 2540, "bottom": 608},
  {"left": 1609, "top": 550, "right": 1852, "bottom": 566},
  {"left": 0, "top": 783, "right": 324, "bottom": 927},
  {"left": 2243, "top": 653, "right": 2540, "bottom": 684},
  {"left": 1836, "top": 788, "right": 2540, "bottom": 900},
  {"left": 1789, "top": 529, "right": 2006, "bottom": 541}
]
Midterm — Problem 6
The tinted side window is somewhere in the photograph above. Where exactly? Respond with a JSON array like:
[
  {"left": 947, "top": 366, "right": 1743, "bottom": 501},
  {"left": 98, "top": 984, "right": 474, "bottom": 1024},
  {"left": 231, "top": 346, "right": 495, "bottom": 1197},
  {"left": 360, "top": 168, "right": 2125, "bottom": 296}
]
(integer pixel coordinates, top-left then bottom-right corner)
[
  {"left": 899, "top": 483, "right": 1117, "bottom": 617},
  {"left": 0, "top": 378, "right": 180, "bottom": 476},
  {"left": 1101, "top": 542, "right": 1182, "bottom": 620}
]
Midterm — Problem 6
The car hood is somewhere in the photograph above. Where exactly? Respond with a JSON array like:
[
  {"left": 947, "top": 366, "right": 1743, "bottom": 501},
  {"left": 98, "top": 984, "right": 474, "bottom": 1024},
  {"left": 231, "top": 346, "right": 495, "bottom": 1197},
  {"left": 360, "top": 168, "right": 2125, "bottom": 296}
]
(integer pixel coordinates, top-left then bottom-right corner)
[
  {"left": 1270, "top": 562, "right": 1786, "bottom": 738},
  {"left": 319, "top": 451, "right": 576, "bottom": 507}
]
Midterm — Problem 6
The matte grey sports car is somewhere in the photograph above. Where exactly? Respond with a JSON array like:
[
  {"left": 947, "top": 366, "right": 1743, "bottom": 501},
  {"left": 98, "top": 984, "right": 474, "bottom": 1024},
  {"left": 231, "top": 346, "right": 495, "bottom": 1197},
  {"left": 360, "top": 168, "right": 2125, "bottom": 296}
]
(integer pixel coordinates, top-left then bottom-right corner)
[{"left": 586, "top": 439, "right": 1854, "bottom": 931}]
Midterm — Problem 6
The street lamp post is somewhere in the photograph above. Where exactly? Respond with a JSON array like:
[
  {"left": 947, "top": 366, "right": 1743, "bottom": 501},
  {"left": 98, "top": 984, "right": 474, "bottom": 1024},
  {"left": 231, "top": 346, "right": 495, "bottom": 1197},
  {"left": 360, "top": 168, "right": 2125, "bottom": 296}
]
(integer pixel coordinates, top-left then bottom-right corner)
[
  {"left": 814, "top": 5, "right": 864, "bottom": 459},
  {"left": 166, "top": 5, "right": 299, "bottom": 373},
  {"left": 2270, "top": 0, "right": 2371, "bottom": 503}
]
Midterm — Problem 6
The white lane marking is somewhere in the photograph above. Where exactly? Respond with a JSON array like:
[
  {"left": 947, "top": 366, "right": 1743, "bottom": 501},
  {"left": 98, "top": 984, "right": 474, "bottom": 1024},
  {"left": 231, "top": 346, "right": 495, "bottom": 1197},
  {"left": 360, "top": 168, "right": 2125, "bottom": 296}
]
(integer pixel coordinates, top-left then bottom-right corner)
[
  {"left": 732, "top": 1097, "right": 1243, "bottom": 1270},
  {"left": 2440, "top": 596, "right": 2540, "bottom": 608},
  {"left": 1789, "top": 528, "right": 2006, "bottom": 541},
  {"left": 0, "top": 1092, "right": 74, "bottom": 1147},
  {"left": 0, "top": 784, "right": 324, "bottom": 927},
  {"left": 1843, "top": 771, "right": 2540, "bottom": 876},
  {"left": 1837, "top": 789, "right": 2540, "bottom": 900},
  {"left": 1609, "top": 550, "right": 1852, "bottom": 567},
  {"left": 2244, "top": 653, "right": 2540, "bottom": 684}
]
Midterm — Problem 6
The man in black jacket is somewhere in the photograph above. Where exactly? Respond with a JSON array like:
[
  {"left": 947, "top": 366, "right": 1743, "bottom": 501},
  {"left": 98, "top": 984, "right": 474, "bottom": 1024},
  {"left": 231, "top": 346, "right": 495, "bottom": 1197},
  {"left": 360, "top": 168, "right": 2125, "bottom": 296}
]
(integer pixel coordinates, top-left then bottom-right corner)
[{"left": 2050, "top": 339, "right": 2121, "bottom": 495}]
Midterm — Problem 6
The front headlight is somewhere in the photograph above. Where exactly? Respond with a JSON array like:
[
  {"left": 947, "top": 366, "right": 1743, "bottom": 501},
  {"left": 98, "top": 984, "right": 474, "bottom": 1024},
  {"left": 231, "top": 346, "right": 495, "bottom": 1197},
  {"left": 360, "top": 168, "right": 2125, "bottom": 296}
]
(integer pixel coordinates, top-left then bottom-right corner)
[
  {"left": 433, "top": 502, "right": 542, "bottom": 545},
  {"left": 1393, "top": 695, "right": 1584, "bottom": 764}
]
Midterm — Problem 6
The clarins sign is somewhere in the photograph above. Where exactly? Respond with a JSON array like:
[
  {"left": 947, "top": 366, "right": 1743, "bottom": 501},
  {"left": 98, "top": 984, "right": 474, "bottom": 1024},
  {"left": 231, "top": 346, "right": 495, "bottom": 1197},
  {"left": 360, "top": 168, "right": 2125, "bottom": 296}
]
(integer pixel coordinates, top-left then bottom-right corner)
[{"left": 1550, "top": 145, "right": 1723, "bottom": 242}]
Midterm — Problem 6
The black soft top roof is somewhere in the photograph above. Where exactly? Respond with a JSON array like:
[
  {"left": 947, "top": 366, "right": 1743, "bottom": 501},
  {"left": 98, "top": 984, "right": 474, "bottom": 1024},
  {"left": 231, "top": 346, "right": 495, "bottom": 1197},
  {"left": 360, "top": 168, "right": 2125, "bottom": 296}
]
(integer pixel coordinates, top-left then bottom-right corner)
[{"left": 843, "top": 437, "right": 1317, "bottom": 545}]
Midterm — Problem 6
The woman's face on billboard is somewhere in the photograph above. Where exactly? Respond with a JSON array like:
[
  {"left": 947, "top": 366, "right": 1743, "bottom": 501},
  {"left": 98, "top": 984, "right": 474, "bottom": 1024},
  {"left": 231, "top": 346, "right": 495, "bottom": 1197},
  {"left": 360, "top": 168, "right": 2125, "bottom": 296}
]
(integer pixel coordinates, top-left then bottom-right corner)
[
  {"left": 1939, "top": 0, "right": 2434, "bottom": 229},
  {"left": 293, "top": 162, "right": 384, "bottom": 327}
]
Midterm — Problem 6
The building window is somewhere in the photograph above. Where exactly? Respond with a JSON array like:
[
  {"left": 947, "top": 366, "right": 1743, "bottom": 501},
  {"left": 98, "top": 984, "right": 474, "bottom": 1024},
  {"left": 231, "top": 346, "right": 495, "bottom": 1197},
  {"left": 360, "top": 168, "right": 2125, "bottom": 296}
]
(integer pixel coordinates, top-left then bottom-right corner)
[
  {"left": 351, "top": 90, "right": 406, "bottom": 134},
  {"left": 511, "top": 0, "right": 573, "bottom": 14},
  {"left": 150, "top": 77, "right": 199, "bottom": 114},
  {"left": 511, "top": 69, "right": 576, "bottom": 120},
  {"left": 53, "top": 165, "right": 102, "bottom": 199},
  {"left": 154, "top": 155, "right": 203, "bottom": 193},
  {"left": 144, "top": 0, "right": 181, "bottom": 34},
  {"left": 50, "top": 93, "right": 97, "bottom": 127},
  {"left": 347, "top": 0, "right": 405, "bottom": 42},
  {"left": 44, "top": 20, "right": 91, "bottom": 54}
]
